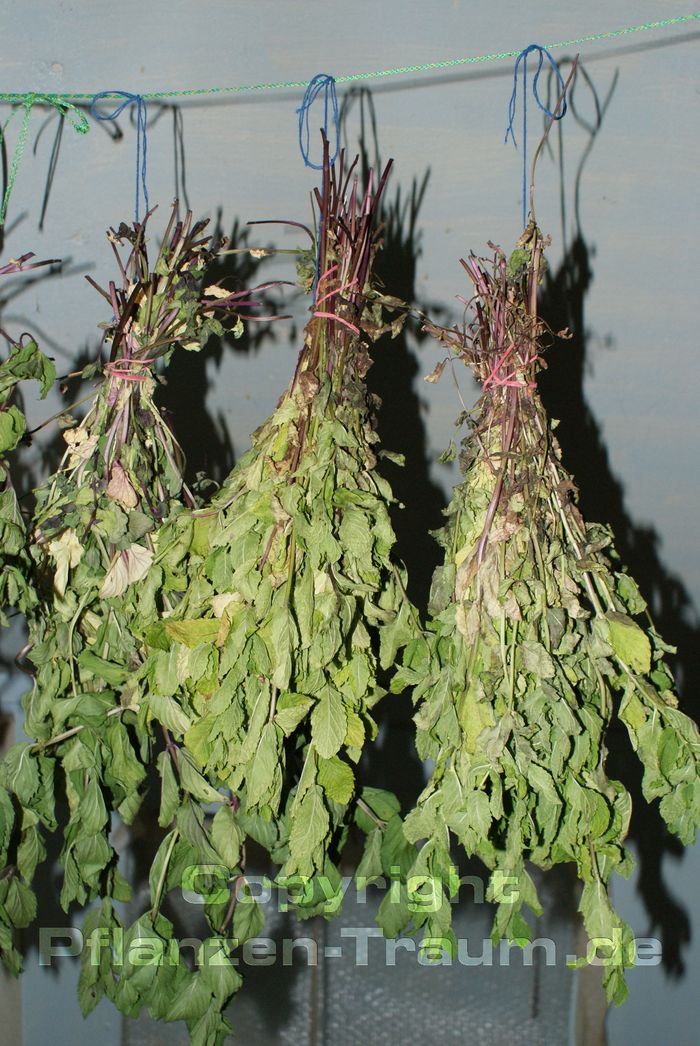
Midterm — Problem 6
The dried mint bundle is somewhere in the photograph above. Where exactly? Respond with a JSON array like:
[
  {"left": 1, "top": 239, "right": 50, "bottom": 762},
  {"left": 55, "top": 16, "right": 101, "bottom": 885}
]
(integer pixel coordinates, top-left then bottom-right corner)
[
  {"left": 0, "top": 209, "right": 270, "bottom": 1040},
  {"left": 388, "top": 225, "right": 700, "bottom": 1004},
  {"left": 0, "top": 256, "right": 56, "bottom": 625},
  {"left": 141, "top": 145, "right": 419, "bottom": 931},
  {"left": 0, "top": 255, "right": 56, "bottom": 973}
]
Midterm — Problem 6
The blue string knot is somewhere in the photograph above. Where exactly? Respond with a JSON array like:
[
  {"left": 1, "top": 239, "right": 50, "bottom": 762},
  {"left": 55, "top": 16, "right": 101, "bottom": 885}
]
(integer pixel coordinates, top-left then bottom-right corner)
[
  {"left": 91, "top": 91, "right": 149, "bottom": 222},
  {"left": 504, "top": 44, "right": 567, "bottom": 228},
  {"left": 297, "top": 73, "right": 339, "bottom": 170}
]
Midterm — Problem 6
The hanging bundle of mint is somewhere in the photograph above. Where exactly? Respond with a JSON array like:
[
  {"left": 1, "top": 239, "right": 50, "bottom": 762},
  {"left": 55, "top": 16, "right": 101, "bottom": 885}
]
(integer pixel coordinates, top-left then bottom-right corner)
[
  {"left": 0, "top": 256, "right": 57, "bottom": 626},
  {"left": 388, "top": 224, "right": 699, "bottom": 1004},
  {"left": 0, "top": 209, "right": 273, "bottom": 1038},
  {"left": 142, "top": 141, "right": 418, "bottom": 930},
  {"left": 0, "top": 255, "right": 56, "bottom": 973}
]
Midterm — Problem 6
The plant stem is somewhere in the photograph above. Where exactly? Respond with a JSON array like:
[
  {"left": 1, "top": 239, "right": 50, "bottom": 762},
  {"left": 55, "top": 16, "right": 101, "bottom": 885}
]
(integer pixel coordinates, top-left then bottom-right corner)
[{"left": 150, "top": 828, "right": 180, "bottom": 920}]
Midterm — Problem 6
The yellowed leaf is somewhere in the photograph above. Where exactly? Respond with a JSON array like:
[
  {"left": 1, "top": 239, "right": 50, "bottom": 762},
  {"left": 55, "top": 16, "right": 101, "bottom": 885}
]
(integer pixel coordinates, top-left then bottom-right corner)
[
  {"left": 48, "top": 529, "right": 83, "bottom": 597},
  {"left": 100, "top": 543, "right": 153, "bottom": 598},
  {"left": 105, "top": 461, "right": 138, "bottom": 509}
]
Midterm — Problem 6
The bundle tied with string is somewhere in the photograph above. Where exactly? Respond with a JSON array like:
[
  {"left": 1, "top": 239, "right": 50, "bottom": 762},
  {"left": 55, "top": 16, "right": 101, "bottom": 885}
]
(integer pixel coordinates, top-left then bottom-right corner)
[
  {"left": 383, "top": 226, "right": 700, "bottom": 1005},
  {"left": 0, "top": 204, "right": 269, "bottom": 998},
  {"left": 136, "top": 140, "right": 420, "bottom": 976}
]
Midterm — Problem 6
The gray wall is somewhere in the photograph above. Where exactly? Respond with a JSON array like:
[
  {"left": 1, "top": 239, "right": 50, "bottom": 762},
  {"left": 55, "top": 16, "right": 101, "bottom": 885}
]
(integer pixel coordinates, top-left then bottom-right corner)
[{"left": 1, "top": 2, "right": 699, "bottom": 1043}]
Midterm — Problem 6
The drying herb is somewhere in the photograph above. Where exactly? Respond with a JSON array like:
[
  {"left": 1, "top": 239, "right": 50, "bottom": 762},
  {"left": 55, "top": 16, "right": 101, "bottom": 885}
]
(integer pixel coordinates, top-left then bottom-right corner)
[
  {"left": 384, "top": 225, "right": 699, "bottom": 1004},
  {"left": 0, "top": 209, "right": 271, "bottom": 1041},
  {"left": 0, "top": 255, "right": 56, "bottom": 975},
  {"left": 141, "top": 143, "right": 418, "bottom": 941},
  {"left": 0, "top": 340, "right": 55, "bottom": 623},
  {"left": 0, "top": 256, "right": 57, "bottom": 624}
]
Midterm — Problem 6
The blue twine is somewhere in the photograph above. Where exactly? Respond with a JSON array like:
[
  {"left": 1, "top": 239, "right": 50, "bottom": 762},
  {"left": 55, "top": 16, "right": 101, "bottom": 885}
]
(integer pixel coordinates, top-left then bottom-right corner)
[
  {"left": 297, "top": 73, "right": 339, "bottom": 171},
  {"left": 91, "top": 90, "right": 149, "bottom": 222},
  {"left": 504, "top": 45, "right": 567, "bottom": 228},
  {"left": 296, "top": 73, "right": 340, "bottom": 303}
]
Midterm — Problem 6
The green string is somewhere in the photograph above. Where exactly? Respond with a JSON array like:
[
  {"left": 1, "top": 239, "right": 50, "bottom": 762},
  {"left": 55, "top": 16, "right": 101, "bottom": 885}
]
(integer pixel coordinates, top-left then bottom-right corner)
[
  {"left": 0, "top": 11, "right": 696, "bottom": 226},
  {"left": 0, "top": 93, "right": 89, "bottom": 226},
  {"left": 0, "top": 13, "right": 696, "bottom": 107}
]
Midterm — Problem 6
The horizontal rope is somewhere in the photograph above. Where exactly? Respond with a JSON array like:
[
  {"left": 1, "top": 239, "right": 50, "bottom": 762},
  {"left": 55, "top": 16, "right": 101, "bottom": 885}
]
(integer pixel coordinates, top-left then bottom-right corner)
[{"left": 0, "top": 13, "right": 697, "bottom": 105}]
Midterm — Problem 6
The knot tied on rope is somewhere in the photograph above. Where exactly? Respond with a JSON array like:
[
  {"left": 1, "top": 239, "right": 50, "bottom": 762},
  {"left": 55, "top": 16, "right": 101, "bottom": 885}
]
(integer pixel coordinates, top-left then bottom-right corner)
[
  {"left": 504, "top": 44, "right": 567, "bottom": 228},
  {"left": 297, "top": 73, "right": 339, "bottom": 171},
  {"left": 0, "top": 93, "right": 89, "bottom": 227},
  {"left": 91, "top": 91, "right": 149, "bottom": 222}
]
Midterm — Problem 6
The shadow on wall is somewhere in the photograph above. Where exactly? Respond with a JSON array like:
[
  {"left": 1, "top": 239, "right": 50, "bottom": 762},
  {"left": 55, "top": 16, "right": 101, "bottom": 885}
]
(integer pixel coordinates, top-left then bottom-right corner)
[{"left": 537, "top": 58, "right": 697, "bottom": 981}]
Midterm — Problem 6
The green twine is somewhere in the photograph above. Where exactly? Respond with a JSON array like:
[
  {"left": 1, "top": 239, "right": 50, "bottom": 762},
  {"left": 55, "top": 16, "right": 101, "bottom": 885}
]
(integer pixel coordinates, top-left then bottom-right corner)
[
  {"left": 0, "top": 13, "right": 697, "bottom": 107},
  {"left": 0, "top": 94, "right": 89, "bottom": 227},
  {"left": 0, "top": 12, "right": 696, "bottom": 226}
]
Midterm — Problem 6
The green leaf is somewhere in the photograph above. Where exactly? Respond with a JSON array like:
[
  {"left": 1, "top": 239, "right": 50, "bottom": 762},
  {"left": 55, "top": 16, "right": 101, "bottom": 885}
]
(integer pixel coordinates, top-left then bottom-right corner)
[
  {"left": 527, "top": 764, "right": 561, "bottom": 806},
  {"left": 80, "top": 777, "right": 109, "bottom": 834},
  {"left": 274, "top": 692, "right": 313, "bottom": 736},
  {"left": 157, "top": 752, "right": 180, "bottom": 828},
  {"left": 148, "top": 692, "right": 192, "bottom": 736},
  {"left": 16, "top": 824, "right": 43, "bottom": 881},
  {"left": 164, "top": 972, "right": 212, "bottom": 1022},
  {"left": 311, "top": 688, "right": 347, "bottom": 759},
  {"left": 0, "top": 339, "right": 55, "bottom": 397},
  {"left": 288, "top": 785, "right": 329, "bottom": 875},
  {"left": 0, "top": 405, "right": 26, "bottom": 453},
  {"left": 190, "top": 516, "right": 213, "bottom": 557},
  {"left": 211, "top": 805, "right": 243, "bottom": 870},
  {"left": 520, "top": 641, "right": 556, "bottom": 680},
  {"left": 247, "top": 722, "right": 280, "bottom": 808},
  {"left": 78, "top": 649, "right": 128, "bottom": 685},
  {"left": 164, "top": 619, "right": 220, "bottom": 649},
  {"left": 616, "top": 573, "right": 647, "bottom": 615},
  {"left": 178, "top": 753, "right": 223, "bottom": 804},
  {"left": 377, "top": 882, "right": 412, "bottom": 938},
  {"left": 606, "top": 612, "right": 652, "bottom": 674},
  {"left": 4, "top": 877, "right": 37, "bottom": 927},
  {"left": 0, "top": 786, "right": 14, "bottom": 858},
  {"left": 458, "top": 684, "right": 494, "bottom": 753},
  {"left": 380, "top": 814, "right": 415, "bottom": 879},
  {"left": 198, "top": 937, "right": 243, "bottom": 1005},
  {"left": 356, "top": 828, "right": 383, "bottom": 883},
  {"left": 317, "top": 756, "right": 355, "bottom": 805},
  {"left": 232, "top": 885, "right": 265, "bottom": 945},
  {"left": 149, "top": 829, "right": 179, "bottom": 909},
  {"left": 359, "top": 787, "right": 401, "bottom": 824},
  {"left": 0, "top": 743, "right": 39, "bottom": 805}
]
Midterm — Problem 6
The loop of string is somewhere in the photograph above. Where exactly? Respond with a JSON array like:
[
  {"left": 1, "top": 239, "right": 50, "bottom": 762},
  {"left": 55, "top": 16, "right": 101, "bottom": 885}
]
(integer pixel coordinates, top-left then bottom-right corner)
[
  {"left": 104, "top": 357, "right": 154, "bottom": 382},
  {"left": 0, "top": 14, "right": 694, "bottom": 233},
  {"left": 0, "top": 93, "right": 89, "bottom": 227},
  {"left": 504, "top": 44, "right": 566, "bottom": 228},
  {"left": 482, "top": 341, "right": 538, "bottom": 391},
  {"left": 297, "top": 73, "right": 339, "bottom": 171},
  {"left": 91, "top": 91, "right": 149, "bottom": 222},
  {"left": 297, "top": 74, "right": 340, "bottom": 304}
]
